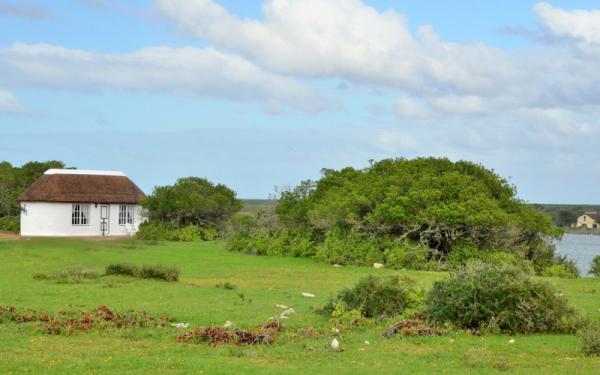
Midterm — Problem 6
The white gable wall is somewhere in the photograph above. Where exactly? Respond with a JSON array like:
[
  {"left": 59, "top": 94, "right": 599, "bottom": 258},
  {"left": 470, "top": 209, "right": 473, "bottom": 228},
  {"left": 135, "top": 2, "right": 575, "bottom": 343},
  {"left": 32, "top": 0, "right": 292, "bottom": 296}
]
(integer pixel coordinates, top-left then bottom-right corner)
[{"left": 20, "top": 202, "right": 144, "bottom": 237}]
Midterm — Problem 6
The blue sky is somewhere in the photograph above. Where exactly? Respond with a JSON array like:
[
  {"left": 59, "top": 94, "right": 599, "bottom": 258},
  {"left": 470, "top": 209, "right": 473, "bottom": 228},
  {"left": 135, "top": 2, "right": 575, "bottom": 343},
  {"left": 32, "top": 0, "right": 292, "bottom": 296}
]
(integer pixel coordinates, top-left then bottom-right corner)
[{"left": 1, "top": 0, "right": 600, "bottom": 203}]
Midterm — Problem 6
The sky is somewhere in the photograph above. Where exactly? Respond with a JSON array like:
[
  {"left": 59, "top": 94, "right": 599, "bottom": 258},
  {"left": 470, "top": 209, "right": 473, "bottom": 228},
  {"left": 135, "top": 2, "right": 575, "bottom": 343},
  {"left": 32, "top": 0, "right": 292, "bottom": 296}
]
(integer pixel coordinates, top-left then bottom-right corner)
[{"left": 1, "top": 0, "right": 600, "bottom": 203}]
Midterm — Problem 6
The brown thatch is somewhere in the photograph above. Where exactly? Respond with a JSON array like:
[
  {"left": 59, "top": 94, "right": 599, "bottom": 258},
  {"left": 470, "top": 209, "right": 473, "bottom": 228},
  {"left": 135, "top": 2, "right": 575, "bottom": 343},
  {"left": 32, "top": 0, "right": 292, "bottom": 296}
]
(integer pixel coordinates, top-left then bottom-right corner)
[{"left": 17, "top": 174, "right": 146, "bottom": 204}]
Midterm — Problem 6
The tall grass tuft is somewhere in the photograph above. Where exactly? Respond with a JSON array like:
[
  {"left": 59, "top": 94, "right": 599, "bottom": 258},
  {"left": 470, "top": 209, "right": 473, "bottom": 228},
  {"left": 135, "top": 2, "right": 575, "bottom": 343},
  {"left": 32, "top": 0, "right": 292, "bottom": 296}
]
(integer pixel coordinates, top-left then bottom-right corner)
[{"left": 105, "top": 263, "right": 179, "bottom": 282}]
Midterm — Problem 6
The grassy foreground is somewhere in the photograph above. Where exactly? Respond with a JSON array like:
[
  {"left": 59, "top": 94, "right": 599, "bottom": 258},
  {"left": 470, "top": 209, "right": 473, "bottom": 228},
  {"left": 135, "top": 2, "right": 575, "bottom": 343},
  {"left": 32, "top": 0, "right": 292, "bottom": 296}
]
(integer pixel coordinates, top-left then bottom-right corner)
[{"left": 0, "top": 238, "right": 599, "bottom": 374}]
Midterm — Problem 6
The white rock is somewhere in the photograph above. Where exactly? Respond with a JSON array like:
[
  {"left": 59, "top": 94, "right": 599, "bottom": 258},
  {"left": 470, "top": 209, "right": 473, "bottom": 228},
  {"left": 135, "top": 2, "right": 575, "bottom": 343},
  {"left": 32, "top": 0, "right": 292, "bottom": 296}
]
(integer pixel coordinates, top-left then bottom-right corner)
[
  {"left": 508, "top": 339, "right": 515, "bottom": 344},
  {"left": 364, "top": 340, "right": 371, "bottom": 345},
  {"left": 331, "top": 327, "right": 340, "bottom": 334},
  {"left": 279, "top": 308, "right": 296, "bottom": 319},
  {"left": 224, "top": 320, "right": 234, "bottom": 328},
  {"left": 302, "top": 292, "right": 315, "bottom": 298},
  {"left": 373, "top": 263, "right": 385, "bottom": 269},
  {"left": 275, "top": 304, "right": 289, "bottom": 309},
  {"left": 333, "top": 264, "right": 342, "bottom": 268},
  {"left": 171, "top": 323, "right": 189, "bottom": 329},
  {"left": 331, "top": 338, "right": 340, "bottom": 350}
]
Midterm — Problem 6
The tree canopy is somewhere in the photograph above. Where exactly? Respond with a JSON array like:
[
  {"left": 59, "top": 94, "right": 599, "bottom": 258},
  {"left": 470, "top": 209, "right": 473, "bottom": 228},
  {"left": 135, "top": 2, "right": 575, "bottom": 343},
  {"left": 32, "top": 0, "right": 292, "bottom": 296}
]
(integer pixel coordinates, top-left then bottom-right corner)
[
  {"left": 0, "top": 160, "right": 65, "bottom": 218},
  {"left": 142, "top": 177, "right": 243, "bottom": 228},
  {"left": 230, "top": 157, "right": 566, "bottom": 274},
  {"left": 276, "top": 157, "right": 560, "bottom": 255}
]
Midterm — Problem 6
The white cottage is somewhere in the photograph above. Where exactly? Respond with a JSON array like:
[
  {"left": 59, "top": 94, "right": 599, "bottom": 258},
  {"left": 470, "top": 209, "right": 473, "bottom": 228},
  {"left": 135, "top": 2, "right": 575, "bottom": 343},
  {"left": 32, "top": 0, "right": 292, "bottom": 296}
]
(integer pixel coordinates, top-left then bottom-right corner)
[{"left": 17, "top": 169, "right": 146, "bottom": 237}]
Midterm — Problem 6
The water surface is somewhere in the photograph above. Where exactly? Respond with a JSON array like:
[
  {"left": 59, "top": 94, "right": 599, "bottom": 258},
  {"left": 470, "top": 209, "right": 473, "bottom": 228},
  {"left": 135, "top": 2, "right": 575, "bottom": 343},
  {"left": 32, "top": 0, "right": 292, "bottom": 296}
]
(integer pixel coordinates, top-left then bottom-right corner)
[{"left": 556, "top": 233, "right": 600, "bottom": 276}]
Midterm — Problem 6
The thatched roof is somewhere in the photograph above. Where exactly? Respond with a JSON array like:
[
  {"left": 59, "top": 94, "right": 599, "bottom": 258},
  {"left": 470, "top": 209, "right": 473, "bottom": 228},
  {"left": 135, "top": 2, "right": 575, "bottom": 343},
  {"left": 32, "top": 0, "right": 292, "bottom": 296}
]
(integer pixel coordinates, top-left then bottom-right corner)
[{"left": 17, "top": 170, "right": 145, "bottom": 204}]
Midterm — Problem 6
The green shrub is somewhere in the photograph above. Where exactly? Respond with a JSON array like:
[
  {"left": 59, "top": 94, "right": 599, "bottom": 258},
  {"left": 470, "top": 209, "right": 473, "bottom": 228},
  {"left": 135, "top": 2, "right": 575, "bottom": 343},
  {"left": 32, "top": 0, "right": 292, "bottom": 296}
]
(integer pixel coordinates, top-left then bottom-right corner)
[
  {"left": 139, "top": 265, "right": 180, "bottom": 282},
  {"left": 33, "top": 268, "right": 100, "bottom": 283},
  {"left": 580, "top": 321, "right": 600, "bottom": 356},
  {"left": 106, "top": 263, "right": 139, "bottom": 277},
  {"left": 175, "top": 225, "right": 202, "bottom": 242},
  {"left": 0, "top": 216, "right": 19, "bottom": 233},
  {"left": 315, "top": 229, "right": 385, "bottom": 266},
  {"left": 136, "top": 221, "right": 203, "bottom": 242},
  {"left": 542, "top": 263, "right": 580, "bottom": 279},
  {"left": 384, "top": 242, "right": 433, "bottom": 270},
  {"left": 105, "top": 263, "right": 179, "bottom": 282},
  {"left": 227, "top": 228, "right": 316, "bottom": 258},
  {"left": 447, "top": 244, "right": 535, "bottom": 273},
  {"left": 215, "top": 282, "right": 237, "bottom": 290},
  {"left": 427, "top": 262, "right": 580, "bottom": 334},
  {"left": 321, "top": 276, "right": 412, "bottom": 318},
  {"left": 199, "top": 227, "right": 218, "bottom": 241},
  {"left": 590, "top": 256, "right": 600, "bottom": 277}
]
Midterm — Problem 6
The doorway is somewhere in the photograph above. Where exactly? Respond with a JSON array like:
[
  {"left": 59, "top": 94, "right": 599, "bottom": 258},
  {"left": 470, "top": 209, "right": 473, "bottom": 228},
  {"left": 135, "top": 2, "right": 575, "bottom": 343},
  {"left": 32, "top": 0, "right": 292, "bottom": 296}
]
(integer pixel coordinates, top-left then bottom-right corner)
[{"left": 100, "top": 205, "right": 109, "bottom": 236}]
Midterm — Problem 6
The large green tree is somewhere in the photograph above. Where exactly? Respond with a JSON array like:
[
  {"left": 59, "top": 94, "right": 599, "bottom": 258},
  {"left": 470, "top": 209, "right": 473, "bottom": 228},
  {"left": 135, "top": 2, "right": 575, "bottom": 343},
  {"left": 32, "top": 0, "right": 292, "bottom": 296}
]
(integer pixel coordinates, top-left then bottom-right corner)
[
  {"left": 236, "top": 157, "right": 564, "bottom": 271},
  {"left": 0, "top": 160, "right": 65, "bottom": 218},
  {"left": 142, "top": 177, "right": 243, "bottom": 228}
]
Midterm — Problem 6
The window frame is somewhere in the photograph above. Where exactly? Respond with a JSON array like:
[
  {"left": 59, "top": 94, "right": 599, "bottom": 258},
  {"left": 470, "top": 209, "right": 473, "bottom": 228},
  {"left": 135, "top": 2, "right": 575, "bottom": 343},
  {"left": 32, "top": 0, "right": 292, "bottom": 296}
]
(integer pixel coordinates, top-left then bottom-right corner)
[
  {"left": 71, "top": 204, "right": 90, "bottom": 226},
  {"left": 118, "top": 204, "right": 135, "bottom": 225}
]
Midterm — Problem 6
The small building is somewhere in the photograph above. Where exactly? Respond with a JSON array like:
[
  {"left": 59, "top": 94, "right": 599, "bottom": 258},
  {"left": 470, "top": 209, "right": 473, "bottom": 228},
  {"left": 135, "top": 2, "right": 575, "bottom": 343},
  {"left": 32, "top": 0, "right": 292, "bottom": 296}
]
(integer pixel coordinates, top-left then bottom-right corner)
[
  {"left": 576, "top": 212, "right": 599, "bottom": 229},
  {"left": 17, "top": 169, "right": 146, "bottom": 237}
]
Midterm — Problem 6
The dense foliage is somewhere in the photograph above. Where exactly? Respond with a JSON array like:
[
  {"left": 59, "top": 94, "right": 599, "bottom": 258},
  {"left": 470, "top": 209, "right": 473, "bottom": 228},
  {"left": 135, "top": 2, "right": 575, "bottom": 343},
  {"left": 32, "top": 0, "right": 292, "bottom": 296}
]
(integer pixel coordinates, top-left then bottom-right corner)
[
  {"left": 136, "top": 221, "right": 217, "bottom": 242},
  {"left": 426, "top": 262, "right": 580, "bottom": 334},
  {"left": 0, "top": 161, "right": 66, "bottom": 232},
  {"left": 590, "top": 256, "right": 600, "bottom": 277},
  {"left": 321, "top": 276, "right": 413, "bottom": 318},
  {"left": 228, "top": 158, "right": 568, "bottom": 274},
  {"left": 105, "top": 263, "right": 180, "bottom": 282},
  {"left": 141, "top": 177, "right": 242, "bottom": 240},
  {"left": 580, "top": 321, "right": 600, "bottom": 356}
]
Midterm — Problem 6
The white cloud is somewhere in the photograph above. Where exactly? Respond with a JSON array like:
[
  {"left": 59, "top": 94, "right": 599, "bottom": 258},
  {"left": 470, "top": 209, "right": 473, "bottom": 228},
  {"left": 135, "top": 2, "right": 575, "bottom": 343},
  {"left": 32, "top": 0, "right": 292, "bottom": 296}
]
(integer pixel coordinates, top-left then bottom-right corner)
[
  {"left": 154, "top": 0, "right": 600, "bottom": 119},
  {"left": 155, "top": 0, "right": 515, "bottom": 97},
  {"left": 395, "top": 96, "right": 427, "bottom": 118},
  {"left": 535, "top": 2, "right": 600, "bottom": 45},
  {"left": 427, "top": 95, "right": 493, "bottom": 116},
  {"left": 0, "top": 43, "right": 330, "bottom": 112},
  {"left": 373, "top": 130, "right": 418, "bottom": 153},
  {"left": 0, "top": 88, "right": 23, "bottom": 113}
]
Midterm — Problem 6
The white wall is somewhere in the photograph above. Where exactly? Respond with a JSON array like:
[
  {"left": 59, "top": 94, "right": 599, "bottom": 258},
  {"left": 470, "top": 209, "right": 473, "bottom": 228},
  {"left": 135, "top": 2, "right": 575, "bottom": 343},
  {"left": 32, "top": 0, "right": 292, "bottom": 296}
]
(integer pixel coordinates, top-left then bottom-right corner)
[{"left": 20, "top": 202, "right": 144, "bottom": 237}]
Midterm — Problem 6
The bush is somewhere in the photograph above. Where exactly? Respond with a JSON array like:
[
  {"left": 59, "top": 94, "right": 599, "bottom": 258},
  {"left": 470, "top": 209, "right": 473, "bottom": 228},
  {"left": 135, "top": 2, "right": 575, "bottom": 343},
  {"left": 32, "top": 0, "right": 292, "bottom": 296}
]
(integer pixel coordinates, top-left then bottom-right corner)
[
  {"left": 33, "top": 268, "right": 100, "bottom": 283},
  {"left": 384, "top": 242, "right": 435, "bottom": 270},
  {"left": 542, "top": 263, "right": 580, "bottom": 279},
  {"left": 590, "top": 256, "right": 600, "bottom": 277},
  {"left": 427, "top": 262, "right": 580, "bottom": 334},
  {"left": 227, "top": 228, "right": 316, "bottom": 258},
  {"left": 105, "top": 263, "right": 179, "bottom": 282},
  {"left": 106, "top": 263, "right": 139, "bottom": 277},
  {"left": 0, "top": 216, "right": 19, "bottom": 233},
  {"left": 580, "top": 321, "right": 600, "bottom": 356},
  {"left": 139, "top": 265, "right": 180, "bottom": 282},
  {"left": 314, "top": 229, "right": 385, "bottom": 266},
  {"left": 136, "top": 221, "right": 203, "bottom": 242},
  {"left": 321, "top": 276, "right": 412, "bottom": 318}
]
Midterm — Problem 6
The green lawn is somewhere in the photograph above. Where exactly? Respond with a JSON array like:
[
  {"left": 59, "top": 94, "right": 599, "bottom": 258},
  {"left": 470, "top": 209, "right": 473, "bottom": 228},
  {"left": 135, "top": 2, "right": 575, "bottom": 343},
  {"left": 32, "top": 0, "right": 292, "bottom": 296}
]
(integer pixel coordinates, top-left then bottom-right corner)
[{"left": 0, "top": 238, "right": 599, "bottom": 374}]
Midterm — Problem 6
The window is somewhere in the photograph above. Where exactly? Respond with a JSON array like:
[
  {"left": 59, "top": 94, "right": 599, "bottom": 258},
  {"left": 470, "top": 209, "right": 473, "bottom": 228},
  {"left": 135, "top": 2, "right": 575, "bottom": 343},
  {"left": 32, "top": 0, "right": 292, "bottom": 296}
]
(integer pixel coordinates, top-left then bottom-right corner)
[
  {"left": 119, "top": 205, "right": 135, "bottom": 225},
  {"left": 71, "top": 204, "right": 90, "bottom": 226}
]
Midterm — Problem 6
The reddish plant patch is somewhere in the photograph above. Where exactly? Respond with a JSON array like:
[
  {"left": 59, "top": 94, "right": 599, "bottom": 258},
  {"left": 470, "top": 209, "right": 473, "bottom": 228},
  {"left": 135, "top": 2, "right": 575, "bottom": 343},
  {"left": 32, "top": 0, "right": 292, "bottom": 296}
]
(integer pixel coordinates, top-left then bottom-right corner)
[
  {"left": 383, "top": 320, "right": 445, "bottom": 338},
  {"left": 1, "top": 305, "right": 172, "bottom": 335},
  {"left": 176, "top": 321, "right": 284, "bottom": 346}
]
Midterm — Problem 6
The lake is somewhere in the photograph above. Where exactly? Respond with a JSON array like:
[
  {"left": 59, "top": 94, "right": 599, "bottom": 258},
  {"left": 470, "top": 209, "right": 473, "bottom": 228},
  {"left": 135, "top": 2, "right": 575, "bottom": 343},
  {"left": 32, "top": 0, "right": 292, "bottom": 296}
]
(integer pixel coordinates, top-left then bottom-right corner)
[{"left": 556, "top": 233, "right": 600, "bottom": 276}]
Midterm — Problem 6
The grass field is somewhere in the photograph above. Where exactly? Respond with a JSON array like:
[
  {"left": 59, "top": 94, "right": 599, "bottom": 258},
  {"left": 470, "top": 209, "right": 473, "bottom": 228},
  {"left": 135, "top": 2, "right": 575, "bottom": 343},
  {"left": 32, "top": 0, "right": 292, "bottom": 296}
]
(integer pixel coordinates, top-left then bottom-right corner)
[{"left": 1, "top": 238, "right": 599, "bottom": 374}]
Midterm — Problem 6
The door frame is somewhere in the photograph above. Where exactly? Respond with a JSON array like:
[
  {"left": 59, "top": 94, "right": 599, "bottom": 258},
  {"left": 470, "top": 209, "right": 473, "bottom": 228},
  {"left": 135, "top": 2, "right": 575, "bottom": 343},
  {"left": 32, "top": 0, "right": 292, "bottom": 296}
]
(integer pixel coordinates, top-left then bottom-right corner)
[{"left": 100, "top": 205, "right": 110, "bottom": 236}]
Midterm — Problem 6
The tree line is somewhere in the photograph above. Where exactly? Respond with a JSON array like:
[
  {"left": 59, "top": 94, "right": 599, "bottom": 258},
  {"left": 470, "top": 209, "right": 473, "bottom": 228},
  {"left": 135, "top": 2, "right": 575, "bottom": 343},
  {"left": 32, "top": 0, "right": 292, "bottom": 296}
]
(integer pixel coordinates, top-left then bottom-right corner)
[{"left": 1, "top": 158, "right": 579, "bottom": 277}]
